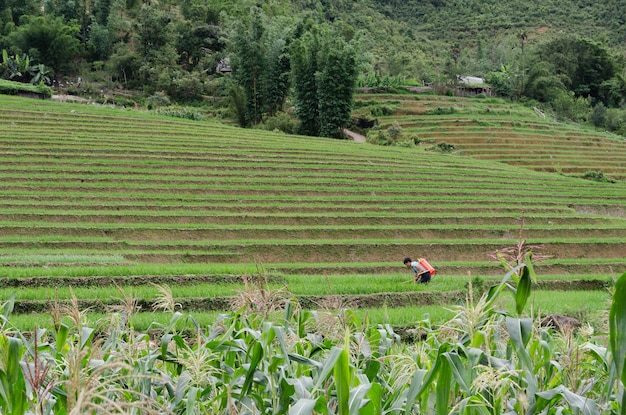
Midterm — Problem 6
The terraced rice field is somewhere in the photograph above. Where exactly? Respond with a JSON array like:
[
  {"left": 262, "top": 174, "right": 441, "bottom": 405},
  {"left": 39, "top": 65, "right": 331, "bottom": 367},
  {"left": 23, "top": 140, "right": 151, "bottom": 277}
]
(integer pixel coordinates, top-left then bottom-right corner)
[
  {"left": 365, "top": 93, "right": 626, "bottom": 181},
  {"left": 1, "top": 94, "right": 625, "bottom": 331}
]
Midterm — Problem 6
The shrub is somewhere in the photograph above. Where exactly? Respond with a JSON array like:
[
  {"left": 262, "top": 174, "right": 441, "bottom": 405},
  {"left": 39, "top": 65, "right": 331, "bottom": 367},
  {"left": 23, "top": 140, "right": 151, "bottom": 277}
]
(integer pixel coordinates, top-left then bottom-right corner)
[
  {"left": 436, "top": 142, "right": 455, "bottom": 152},
  {"left": 366, "top": 125, "right": 419, "bottom": 147},
  {"left": 581, "top": 170, "right": 616, "bottom": 183},
  {"left": 155, "top": 105, "right": 205, "bottom": 121},
  {"left": 260, "top": 112, "right": 296, "bottom": 134},
  {"left": 605, "top": 108, "right": 626, "bottom": 134},
  {"left": 426, "top": 106, "right": 457, "bottom": 115},
  {"left": 589, "top": 103, "right": 607, "bottom": 128},
  {"left": 366, "top": 127, "right": 392, "bottom": 146},
  {"left": 396, "top": 136, "right": 420, "bottom": 147},
  {"left": 145, "top": 91, "right": 171, "bottom": 109},
  {"left": 370, "top": 104, "right": 395, "bottom": 116},
  {"left": 550, "top": 90, "right": 590, "bottom": 122},
  {"left": 386, "top": 121, "right": 403, "bottom": 140}
]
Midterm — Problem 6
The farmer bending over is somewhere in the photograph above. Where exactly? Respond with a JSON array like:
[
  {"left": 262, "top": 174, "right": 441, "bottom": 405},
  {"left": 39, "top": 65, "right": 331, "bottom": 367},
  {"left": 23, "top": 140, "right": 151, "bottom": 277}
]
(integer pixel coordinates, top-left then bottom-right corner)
[{"left": 404, "top": 257, "right": 431, "bottom": 284}]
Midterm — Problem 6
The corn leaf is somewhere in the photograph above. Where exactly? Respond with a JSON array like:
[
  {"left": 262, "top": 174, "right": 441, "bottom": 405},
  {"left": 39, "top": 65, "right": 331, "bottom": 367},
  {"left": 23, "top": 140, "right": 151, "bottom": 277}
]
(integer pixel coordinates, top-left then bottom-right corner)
[
  {"left": 457, "top": 395, "right": 494, "bottom": 415},
  {"left": 286, "top": 376, "right": 314, "bottom": 398},
  {"left": 0, "top": 335, "right": 26, "bottom": 415},
  {"left": 506, "top": 317, "right": 534, "bottom": 369},
  {"left": 485, "top": 263, "right": 526, "bottom": 308},
  {"left": 1, "top": 296, "right": 13, "bottom": 318},
  {"left": 313, "top": 347, "right": 343, "bottom": 391},
  {"left": 349, "top": 382, "right": 371, "bottom": 415},
  {"left": 289, "top": 398, "right": 317, "bottom": 415},
  {"left": 186, "top": 386, "right": 198, "bottom": 414},
  {"left": 435, "top": 356, "right": 452, "bottom": 415},
  {"left": 241, "top": 341, "right": 263, "bottom": 396},
  {"left": 273, "top": 326, "right": 290, "bottom": 366},
  {"left": 610, "top": 271, "right": 626, "bottom": 384},
  {"left": 288, "top": 353, "right": 324, "bottom": 369},
  {"left": 536, "top": 385, "right": 599, "bottom": 415},
  {"left": 361, "top": 382, "right": 381, "bottom": 415},
  {"left": 404, "top": 344, "right": 451, "bottom": 414},
  {"left": 400, "top": 368, "right": 428, "bottom": 414},
  {"left": 55, "top": 323, "right": 70, "bottom": 359},
  {"left": 515, "top": 262, "right": 532, "bottom": 315},
  {"left": 334, "top": 346, "right": 350, "bottom": 415},
  {"left": 80, "top": 326, "right": 95, "bottom": 349},
  {"left": 442, "top": 352, "right": 470, "bottom": 393}
]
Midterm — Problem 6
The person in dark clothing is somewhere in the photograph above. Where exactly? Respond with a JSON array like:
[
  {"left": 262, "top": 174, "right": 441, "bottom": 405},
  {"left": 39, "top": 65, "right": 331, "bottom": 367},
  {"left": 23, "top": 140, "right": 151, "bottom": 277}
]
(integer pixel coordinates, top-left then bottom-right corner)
[{"left": 403, "top": 257, "right": 431, "bottom": 283}]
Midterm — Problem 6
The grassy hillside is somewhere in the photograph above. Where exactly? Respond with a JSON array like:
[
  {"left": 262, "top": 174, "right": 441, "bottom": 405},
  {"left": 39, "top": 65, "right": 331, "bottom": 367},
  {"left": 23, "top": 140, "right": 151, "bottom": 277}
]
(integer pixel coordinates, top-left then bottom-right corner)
[
  {"left": 1, "top": 94, "right": 625, "bottom": 330},
  {"left": 357, "top": 93, "right": 626, "bottom": 181},
  {"left": 368, "top": 0, "right": 626, "bottom": 45}
]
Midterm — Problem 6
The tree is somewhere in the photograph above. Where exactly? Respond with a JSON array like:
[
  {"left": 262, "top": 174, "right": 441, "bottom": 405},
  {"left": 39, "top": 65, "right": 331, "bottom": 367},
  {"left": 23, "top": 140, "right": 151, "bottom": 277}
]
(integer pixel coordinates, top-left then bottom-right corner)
[
  {"left": 529, "top": 36, "right": 617, "bottom": 105},
  {"left": 485, "top": 64, "right": 516, "bottom": 98},
  {"left": 599, "top": 75, "right": 626, "bottom": 108},
  {"left": 229, "top": 7, "right": 267, "bottom": 126},
  {"left": 262, "top": 27, "right": 291, "bottom": 117},
  {"left": 7, "top": 15, "right": 81, "bottom": 74},
  {"left": 176, "top": 0, "right": 225, "bottom": 71},
  {"left": 523, "top": 60, "right": 568, "bottom": 103},
  {"left": 0, "top": 0, "right": 38, "bottom": 26},
  {"left": 291, "top": 27, "right": 320, "bottom": 136},
  {"left": 107, "top": 42, "right": 140, "bottom": 86},
  {"left": 316, "top": 34, "right": 357, "bottom": 137},
  {"left": 175, "top": 22, "right": 224, "bottom": 70},
  {"left": 93, "top": 0, "right": 114, "bottom": 26},
  {"left": 43, "top": 0, "right": 94, "bottom": 51},
  {"left": 135, "top": 3, "right": 178, "bottom": 88},
  {"left": 87, "top": 22, "right": 114, "bottom": 61},
  {"left": 229, "top": 8, "right": 293, "bottom": 126},
  {"left": 291, "top": 21, "right": 357, "bottom": 138},
  {"left": 519, "top": 30, "right": 527, "bottom": 91}
]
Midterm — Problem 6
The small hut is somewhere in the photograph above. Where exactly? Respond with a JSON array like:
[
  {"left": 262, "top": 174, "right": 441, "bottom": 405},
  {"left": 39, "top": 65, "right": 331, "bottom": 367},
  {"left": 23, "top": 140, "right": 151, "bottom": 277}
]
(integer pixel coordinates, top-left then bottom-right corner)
[{"left": 456, "top": 76, "right": 491, "bottom": 96}]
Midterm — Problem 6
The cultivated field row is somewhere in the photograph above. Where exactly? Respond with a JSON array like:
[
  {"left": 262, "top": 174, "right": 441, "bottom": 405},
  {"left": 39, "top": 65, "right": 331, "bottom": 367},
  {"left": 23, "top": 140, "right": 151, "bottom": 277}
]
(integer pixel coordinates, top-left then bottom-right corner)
[
  {"left": 2, "top": 222, "right": 624, "bottom": 235},
  {"left": 1, "top": 240, "right": 624, "bottom": 264},
  {"left": 1, "top": 94, "right": 625, "bottom": 325}
]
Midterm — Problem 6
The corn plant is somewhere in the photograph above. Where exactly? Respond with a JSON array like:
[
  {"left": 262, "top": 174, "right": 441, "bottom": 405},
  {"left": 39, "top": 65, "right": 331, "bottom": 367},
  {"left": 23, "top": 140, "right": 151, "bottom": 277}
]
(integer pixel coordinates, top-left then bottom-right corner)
[{"left": 1, "top": 267, "right": 625, "bottom": 414}]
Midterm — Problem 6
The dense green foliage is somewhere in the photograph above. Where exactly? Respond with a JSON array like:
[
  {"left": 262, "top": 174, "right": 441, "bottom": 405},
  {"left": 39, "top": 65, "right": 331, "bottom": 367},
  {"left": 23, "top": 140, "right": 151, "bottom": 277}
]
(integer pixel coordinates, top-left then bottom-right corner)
[
  {"left": 228, "top": 10, "right": 357, "bottom": 135},
  {"left": 3, "top": 0, "right": 626, "bottom": 135},
  {"left": 288, "top": 21, "right": 358, "bottom": 137}
]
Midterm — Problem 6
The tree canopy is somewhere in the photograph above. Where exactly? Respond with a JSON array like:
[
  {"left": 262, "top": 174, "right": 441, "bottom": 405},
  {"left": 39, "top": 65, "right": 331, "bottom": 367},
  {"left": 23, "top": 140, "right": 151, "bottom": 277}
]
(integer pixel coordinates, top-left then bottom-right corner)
[{"left": 1, "top": 0, "right": 626, "bottom": 136}]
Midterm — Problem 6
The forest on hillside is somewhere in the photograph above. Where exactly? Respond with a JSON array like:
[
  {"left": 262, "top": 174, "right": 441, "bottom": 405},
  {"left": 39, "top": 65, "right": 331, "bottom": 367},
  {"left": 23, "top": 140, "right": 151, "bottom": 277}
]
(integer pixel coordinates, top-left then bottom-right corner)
[{"left": 2, "top": 0, "right": 626, "bottom": 137}]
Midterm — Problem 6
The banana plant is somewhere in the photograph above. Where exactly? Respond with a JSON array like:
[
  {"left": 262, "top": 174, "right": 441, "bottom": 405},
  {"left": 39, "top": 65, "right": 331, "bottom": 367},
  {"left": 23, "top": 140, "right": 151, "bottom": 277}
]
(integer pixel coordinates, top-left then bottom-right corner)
[
  {"left": 0, "top": 50, "right": 31, "bottom": 82},
  {"left": 29, "top": 64, "right": 52, "bottom": 85}
]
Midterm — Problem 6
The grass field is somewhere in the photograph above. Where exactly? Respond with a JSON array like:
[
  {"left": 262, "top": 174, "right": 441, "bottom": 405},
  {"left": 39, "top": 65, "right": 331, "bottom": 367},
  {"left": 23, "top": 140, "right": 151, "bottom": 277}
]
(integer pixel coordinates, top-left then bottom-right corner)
[{"left": 1, "top": 92, "right": 625, "bottom": 331}]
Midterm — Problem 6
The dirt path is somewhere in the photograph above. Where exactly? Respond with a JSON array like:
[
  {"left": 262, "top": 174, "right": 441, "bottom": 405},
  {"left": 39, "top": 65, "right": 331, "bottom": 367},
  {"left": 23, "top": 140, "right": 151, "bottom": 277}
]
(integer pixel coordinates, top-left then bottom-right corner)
[{"left": 342, "top": 128, "right": 367, "bottom": 143}]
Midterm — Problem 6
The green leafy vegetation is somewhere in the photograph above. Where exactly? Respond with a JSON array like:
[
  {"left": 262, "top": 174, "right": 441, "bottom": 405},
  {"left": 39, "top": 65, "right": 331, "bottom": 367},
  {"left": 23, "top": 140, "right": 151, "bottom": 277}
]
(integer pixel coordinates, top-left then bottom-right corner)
[
  {"left": 3, "top": 0, "right": 626, "bottom": 137},
  {"left": 0, "top": 268, "right": 624, "bottom": 413}
]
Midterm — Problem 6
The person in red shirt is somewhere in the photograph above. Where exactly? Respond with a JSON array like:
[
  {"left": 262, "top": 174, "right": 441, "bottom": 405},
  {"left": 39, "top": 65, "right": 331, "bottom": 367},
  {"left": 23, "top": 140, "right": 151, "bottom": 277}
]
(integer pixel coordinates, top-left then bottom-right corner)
[{"left": 403, "top": 257, "right": 432, "bottom": 283}]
